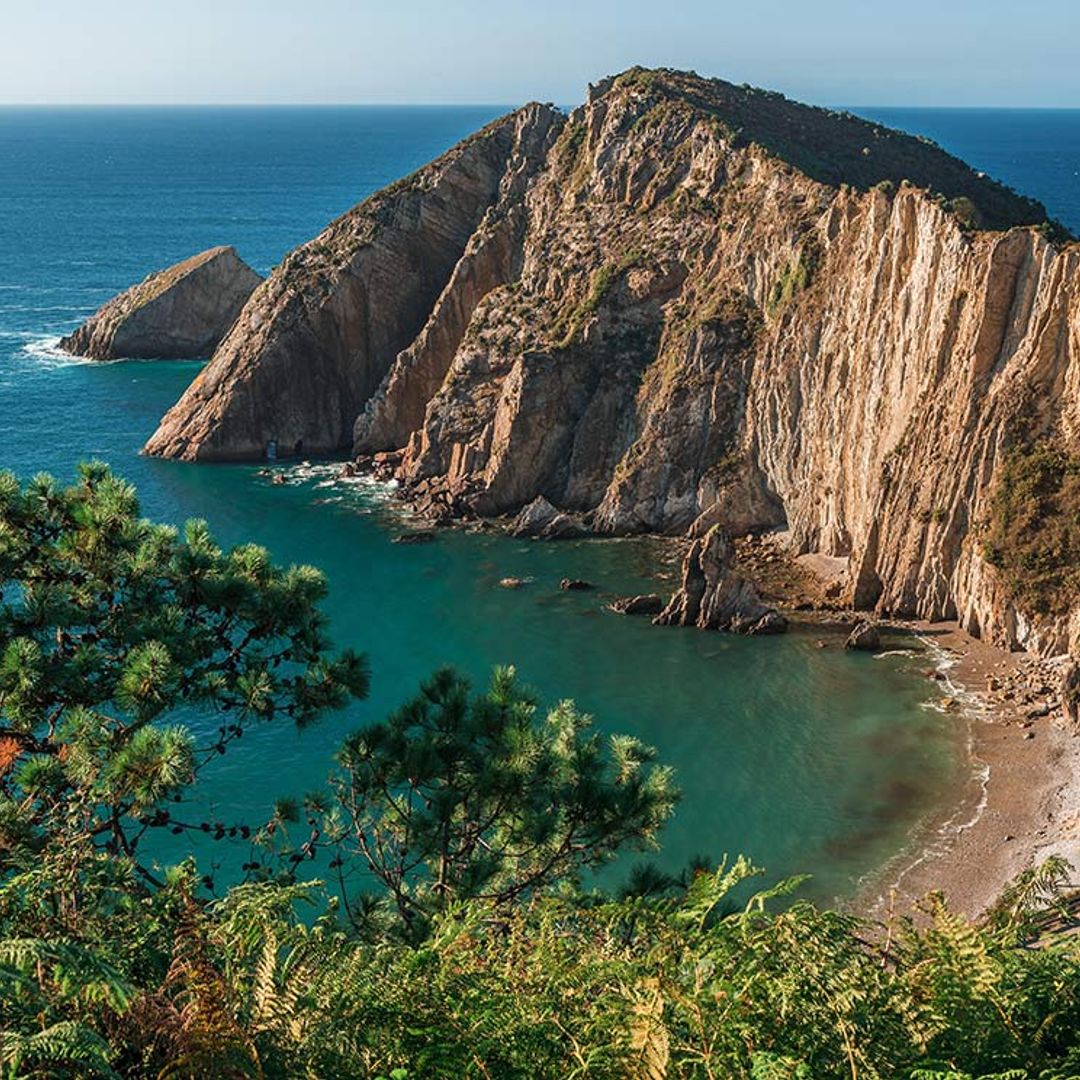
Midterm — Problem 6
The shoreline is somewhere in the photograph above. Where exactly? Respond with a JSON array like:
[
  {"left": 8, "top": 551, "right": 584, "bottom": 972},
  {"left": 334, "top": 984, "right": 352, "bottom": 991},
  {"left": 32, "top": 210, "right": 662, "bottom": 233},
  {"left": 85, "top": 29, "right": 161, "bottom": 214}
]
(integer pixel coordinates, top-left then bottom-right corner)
[
  {"left": 240, "top": 478, "right": 1080, "bottom": 919},
  {"left": 856, "top": 621, "right": 1080, "bottom": 920}
]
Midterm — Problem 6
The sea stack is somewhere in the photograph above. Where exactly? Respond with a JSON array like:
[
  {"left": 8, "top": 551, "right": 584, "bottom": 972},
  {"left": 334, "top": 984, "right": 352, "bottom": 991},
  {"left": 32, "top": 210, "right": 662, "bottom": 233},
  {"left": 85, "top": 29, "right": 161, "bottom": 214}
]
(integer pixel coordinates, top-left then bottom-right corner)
[{"left": 60, "top": 246, "right": 261, "bottom": 361}]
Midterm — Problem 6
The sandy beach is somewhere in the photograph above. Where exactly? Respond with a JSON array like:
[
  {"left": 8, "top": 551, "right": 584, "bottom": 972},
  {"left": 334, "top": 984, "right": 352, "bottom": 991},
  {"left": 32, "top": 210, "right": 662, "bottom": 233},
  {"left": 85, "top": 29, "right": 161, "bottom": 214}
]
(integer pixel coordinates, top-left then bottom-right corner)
[{"left": 859, "top": 622, "right": 1080, "bottom": 920}]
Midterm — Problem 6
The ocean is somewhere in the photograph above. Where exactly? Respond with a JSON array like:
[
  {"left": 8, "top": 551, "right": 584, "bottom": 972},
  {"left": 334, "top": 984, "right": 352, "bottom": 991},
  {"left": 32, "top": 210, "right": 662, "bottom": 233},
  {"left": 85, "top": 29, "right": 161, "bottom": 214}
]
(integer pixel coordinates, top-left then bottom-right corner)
[{"left": 2, "top": 104, "right": 1075, "bottom": 900}]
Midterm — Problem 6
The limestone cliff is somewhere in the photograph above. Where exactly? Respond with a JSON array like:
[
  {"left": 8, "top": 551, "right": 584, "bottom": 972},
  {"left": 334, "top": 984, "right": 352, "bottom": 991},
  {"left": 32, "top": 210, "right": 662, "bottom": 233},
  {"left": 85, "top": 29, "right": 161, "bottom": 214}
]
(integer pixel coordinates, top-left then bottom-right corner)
[
  {"left": 61, "top": 246, "right": 260, "bottom": 360},
  {"left": 146, "top": 68, "right": 1080, "bottom": 658}
]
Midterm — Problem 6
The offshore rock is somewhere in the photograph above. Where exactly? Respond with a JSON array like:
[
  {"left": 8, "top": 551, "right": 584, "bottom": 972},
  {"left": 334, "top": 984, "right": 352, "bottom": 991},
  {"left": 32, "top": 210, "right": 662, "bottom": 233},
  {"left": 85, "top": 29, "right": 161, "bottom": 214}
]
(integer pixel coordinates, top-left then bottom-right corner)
[
  {"left": 61, "top": 246, "right": 260, "bottom": 360},
  {"left": 610, "top": 594, "right": 665, "bottom": 616}
]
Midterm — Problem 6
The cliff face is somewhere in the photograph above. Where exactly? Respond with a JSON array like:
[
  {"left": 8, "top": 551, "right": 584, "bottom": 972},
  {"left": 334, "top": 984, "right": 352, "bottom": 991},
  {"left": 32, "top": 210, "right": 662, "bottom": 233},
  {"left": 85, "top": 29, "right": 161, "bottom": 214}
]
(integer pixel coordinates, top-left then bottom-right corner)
[
  {"left": 146, "top": 69, "right": 1080, "bottom": 657},
  {"left": 145, "top": 105, "right": 562, "bottom": 461},
  {"left": 61, "top": 246, "right": 260, "bottom": 361}
]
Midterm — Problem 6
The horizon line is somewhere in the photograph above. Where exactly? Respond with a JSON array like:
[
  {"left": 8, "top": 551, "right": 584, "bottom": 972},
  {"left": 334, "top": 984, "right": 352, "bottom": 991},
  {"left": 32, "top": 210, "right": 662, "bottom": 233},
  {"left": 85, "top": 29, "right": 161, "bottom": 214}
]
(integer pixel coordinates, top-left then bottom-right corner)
[{"left": 2, "top": 100, "right": 1079, "bottom": 111}]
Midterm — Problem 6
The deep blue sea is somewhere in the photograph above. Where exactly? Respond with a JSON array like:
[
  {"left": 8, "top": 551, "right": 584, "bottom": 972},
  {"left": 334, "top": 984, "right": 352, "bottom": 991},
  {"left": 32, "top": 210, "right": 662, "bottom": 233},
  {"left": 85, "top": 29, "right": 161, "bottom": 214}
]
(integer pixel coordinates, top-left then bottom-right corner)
[{"left": 2, "top": 105, "right": 1075, "bottom": 901}]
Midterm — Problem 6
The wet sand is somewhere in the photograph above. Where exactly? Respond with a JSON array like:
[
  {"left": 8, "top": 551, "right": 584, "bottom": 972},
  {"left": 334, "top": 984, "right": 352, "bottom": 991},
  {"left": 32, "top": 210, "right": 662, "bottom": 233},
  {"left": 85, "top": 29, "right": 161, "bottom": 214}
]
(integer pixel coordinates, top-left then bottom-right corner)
[{"left": 859, "top": 622, "right": 1080, "bottom": 920}]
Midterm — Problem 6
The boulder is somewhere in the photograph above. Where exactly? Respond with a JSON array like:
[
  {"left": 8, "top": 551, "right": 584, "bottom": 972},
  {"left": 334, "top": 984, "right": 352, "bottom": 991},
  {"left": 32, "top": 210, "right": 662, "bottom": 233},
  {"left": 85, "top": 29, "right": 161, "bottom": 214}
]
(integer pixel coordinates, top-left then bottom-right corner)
[
  {"left": 510, "top": 496, "right": 559, "bottom": 536},
  {"left": 1059, "top": 661, "right": 1080, "bottom": 732},
  {"left": 610, "top": 594, "right": 665, "bottom": 616},
  {"left": 746, "top": 611, "right": 789, "bottom": 635},
  {"left": 510, "top": 496, "right": 585, "bottom": 539},
  {"left": 60, "top": 246, "right": 261, "bottom": 361},
  {"left": 560, "top": 579, "right": 595, "bottom": 591},
  {"left": 845, "top": 620, "right": 881, "bottom": 651}
]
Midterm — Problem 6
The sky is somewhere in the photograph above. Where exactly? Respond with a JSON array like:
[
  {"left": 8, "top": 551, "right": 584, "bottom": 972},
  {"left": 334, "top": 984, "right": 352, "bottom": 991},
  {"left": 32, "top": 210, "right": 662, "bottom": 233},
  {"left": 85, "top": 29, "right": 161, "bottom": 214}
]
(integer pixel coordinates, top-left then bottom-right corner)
[{"left": 1, "top": 0, "right": 1077, "bottom": 108}]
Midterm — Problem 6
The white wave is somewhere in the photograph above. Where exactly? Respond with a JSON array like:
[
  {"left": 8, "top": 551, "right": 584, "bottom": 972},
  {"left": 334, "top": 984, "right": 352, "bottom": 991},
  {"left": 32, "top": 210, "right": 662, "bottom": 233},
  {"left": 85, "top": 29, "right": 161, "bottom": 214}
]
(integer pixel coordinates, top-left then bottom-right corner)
[{"left": 18, "top": 336, "right": 83, "bottom": 365}]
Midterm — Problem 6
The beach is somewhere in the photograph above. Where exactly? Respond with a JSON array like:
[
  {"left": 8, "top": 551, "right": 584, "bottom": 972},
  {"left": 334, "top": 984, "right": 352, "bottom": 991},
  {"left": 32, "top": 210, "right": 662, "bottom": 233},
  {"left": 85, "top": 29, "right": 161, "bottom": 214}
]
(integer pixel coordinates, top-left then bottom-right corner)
[{"left": 862, "top": 622, "right": 1080, "bottom": 919}]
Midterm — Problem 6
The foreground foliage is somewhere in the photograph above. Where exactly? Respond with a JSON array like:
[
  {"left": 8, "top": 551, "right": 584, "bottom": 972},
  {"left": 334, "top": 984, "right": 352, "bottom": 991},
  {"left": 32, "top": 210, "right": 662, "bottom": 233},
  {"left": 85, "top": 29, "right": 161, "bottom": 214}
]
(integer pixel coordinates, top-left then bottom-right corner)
[
  {"left": 3, "top": 466, "right": 1080, "bottom": 1078},
  {"left": 4, "top": 846, "right": 1080, "bottom": 1079},
  {"left": 0, "top": 462, "right": 369, "bottom": 886}
]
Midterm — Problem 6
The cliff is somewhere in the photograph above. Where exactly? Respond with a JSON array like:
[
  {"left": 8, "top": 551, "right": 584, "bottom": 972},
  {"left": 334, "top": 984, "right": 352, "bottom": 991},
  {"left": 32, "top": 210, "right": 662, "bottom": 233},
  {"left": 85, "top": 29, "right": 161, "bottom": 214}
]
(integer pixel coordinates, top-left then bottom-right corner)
[
  {"left": 61, "top": 246, "right": 261, "bottom": 360},
  {"left": 144, "top": 105, "right": 563, "bottom": 460},
  {"left": 145, "top": 68, "right": 1080, "bottom": 658}
]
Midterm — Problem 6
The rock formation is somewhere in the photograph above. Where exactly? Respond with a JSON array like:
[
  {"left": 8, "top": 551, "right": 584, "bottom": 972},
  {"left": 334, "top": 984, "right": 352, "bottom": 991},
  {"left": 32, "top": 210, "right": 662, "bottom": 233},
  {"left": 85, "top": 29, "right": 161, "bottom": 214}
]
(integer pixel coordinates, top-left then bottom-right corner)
[
  {"left": 145, "top": 105, "right": 562, "bottom": 460},
  {"left": 610, "top": 595, "right": 665, "bottom": 616},
  {"left": 145, "top": 68, "right": 1080, "bottom": 657},
  {"left": 845, "top": 620, "right": 882, "bottom": 651},
  {"left": 510, "top": 496, "right": 585, "bottom": 539},
  {"left": 654, "top": 527, "right": 779, "bottom": 632},
  {"left": 61, "top": 247, "right": 260, "bottom": 360}
]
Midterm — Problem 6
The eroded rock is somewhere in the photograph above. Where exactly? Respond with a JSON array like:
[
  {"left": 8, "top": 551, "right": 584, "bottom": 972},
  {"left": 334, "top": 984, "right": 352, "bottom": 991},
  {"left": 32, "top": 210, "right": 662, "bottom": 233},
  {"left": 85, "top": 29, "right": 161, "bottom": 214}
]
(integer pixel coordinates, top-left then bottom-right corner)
[
  {"left": 61, "top": 246, "right": 260, "bottom": 360},
  {"left": 654, "top": 527, "right": 782, "bottom": 633},
  {"left": 845, "top": 620, "right": 881, "bottom": 651},
  {"left": 610, "top": 594, "right": 664, "bottom": 616}
]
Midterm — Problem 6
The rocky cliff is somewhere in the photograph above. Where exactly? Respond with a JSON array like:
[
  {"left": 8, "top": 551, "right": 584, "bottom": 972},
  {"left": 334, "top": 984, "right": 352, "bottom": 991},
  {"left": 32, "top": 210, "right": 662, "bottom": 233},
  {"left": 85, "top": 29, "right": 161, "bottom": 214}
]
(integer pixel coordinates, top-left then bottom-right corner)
[
  {"left": 145, "top": 105, "right": 562, "bottom": 460},
  {"left": 145, "top": 68, "right": 1080, "bottom": 658},
  {"left": 61, "top": 246, "right": 261, "bottom": 360}
]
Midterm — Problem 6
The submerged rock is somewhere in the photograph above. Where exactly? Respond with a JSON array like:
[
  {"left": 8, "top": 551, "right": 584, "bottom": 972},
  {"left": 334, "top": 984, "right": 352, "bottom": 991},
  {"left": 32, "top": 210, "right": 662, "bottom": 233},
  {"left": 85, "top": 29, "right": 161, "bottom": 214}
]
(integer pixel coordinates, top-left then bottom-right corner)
[
  {"left": 391, "top": 530, "right": 437, "bottom": 545},
  {"left": 845, "top": 620, "right": 881, "bottom": 651},
  {"left": 61, "top": 246, "right": 260, "bottom": 360},
  {"left": 560, "top": 578, "right": 595, "bottom": 591}
]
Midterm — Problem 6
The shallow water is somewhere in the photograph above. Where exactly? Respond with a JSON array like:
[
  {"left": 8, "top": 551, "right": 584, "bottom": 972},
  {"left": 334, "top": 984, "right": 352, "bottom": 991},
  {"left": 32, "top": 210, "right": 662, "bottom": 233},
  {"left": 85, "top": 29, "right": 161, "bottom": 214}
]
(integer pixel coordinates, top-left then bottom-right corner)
[{"left": 6, "top": 104, "right": 1074, "bottom": 900}]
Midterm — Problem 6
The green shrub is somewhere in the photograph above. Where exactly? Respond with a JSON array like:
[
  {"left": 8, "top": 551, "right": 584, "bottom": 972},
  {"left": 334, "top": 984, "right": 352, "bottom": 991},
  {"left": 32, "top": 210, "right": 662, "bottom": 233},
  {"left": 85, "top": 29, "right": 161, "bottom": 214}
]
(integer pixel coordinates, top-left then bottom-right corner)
[{"left": 983, "top": 441, "right": 1080, "bottom": 615}]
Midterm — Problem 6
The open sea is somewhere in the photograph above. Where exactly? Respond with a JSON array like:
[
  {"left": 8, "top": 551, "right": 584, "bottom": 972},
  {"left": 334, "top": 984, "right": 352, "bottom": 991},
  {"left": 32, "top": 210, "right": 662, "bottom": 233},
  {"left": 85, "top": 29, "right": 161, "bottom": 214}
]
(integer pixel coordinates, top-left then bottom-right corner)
[{"left": 1, "top": 104, "right": 1077, "bottom": 901}]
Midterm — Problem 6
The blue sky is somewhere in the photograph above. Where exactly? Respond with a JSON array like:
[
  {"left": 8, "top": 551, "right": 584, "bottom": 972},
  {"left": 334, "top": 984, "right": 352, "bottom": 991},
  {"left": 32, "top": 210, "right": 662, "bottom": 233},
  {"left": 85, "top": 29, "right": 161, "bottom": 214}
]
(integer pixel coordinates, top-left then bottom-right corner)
[{"left": 2, "top": 0, "right": 1077, "bottom": 107}]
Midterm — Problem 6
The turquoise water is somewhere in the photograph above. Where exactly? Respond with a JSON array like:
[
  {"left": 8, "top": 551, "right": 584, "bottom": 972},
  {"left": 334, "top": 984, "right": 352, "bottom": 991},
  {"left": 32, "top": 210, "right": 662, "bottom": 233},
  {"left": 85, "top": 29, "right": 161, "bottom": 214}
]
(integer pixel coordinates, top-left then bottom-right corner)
[{"left": 3, "top": 105, "right": 1075, "bottom": 900}]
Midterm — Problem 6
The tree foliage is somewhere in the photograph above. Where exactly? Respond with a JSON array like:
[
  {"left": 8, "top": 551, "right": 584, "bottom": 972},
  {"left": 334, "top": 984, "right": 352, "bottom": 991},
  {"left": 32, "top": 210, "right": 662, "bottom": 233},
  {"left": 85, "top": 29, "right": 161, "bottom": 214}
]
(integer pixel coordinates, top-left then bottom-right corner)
[
  {"left": 329, "top": 665, "right": 678, "bottom": 935},
  {"left": 0, "top": 463, "right": 369, "bottom": 885}
]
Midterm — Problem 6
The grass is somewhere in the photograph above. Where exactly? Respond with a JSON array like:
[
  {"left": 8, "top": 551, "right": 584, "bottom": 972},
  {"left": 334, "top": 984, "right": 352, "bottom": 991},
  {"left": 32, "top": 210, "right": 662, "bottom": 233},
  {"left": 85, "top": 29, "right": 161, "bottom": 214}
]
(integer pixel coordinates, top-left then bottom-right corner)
[{"left": 767, "top": 239, "right": 821, "bottom": 316}]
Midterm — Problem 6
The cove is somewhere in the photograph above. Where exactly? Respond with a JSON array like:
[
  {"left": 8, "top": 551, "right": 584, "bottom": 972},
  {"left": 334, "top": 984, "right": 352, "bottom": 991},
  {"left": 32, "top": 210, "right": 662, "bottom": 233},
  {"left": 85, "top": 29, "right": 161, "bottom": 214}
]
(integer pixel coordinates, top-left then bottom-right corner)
[{"left": 0, "top": 105, "right": 969, "bottom": 902}]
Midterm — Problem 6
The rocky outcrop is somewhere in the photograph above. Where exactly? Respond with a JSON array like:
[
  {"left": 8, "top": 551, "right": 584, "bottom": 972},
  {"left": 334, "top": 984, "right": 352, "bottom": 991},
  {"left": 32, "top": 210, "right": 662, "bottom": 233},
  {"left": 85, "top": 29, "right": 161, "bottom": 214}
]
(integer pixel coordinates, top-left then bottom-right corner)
[
  {"left": 845, "top": 620, "right": 882, "bottom": 651},
  {"left": 61, "top": 247, "right": 260, "bottom": 360},
  {"left": 145, "top": 105, "right": 562, "bottom": 461},
  {"left": 654, "top": 527, "right": 777, "bottom": 632},
  {"left": 145, "top": 67, "right": 1080, "bottom": 656},
  {"left": 610, "top": 594, "right": 665, "bottom": 616},
  {"left": 509, "top": 496, "right": 585, "bottom": 539}
]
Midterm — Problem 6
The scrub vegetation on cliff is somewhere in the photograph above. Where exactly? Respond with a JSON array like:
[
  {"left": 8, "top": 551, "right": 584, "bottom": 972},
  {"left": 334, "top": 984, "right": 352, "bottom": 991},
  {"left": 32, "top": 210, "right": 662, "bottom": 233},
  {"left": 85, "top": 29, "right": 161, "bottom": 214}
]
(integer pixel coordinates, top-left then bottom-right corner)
[
  {"left": 983, "top": 441, "right": 1080, "bottom": 616},
  {"left": 4, "top": 469, "right": 1080, "bottom": 1079}
]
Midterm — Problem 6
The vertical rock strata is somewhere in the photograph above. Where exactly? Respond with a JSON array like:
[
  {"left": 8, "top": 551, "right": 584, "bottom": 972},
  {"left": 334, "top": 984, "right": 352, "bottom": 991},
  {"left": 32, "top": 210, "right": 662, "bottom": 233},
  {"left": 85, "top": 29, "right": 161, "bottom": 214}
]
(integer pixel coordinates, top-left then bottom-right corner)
[{"left": 145, "top": 69, "right": 1080, "bottom": 656}]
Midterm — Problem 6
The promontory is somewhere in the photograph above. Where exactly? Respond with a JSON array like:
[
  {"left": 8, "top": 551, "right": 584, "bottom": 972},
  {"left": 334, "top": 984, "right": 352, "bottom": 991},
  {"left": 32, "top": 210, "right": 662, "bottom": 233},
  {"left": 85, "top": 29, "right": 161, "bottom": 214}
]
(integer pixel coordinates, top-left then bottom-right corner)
[{"left": 143, "top": 68, "right": 1080, "bottom": 665}]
